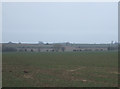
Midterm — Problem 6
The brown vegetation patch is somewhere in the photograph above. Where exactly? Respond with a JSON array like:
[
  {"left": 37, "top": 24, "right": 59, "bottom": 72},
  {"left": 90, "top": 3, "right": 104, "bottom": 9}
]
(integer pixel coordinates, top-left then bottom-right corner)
[
  {"left": 23, "top": 74, "right": 33, "bottom": 79},
  {"left": 67, "top": 66, "right": 86, "bottom": 72},
  {"left": 110, "top": 71, "right": 120, "bottom": 74}
]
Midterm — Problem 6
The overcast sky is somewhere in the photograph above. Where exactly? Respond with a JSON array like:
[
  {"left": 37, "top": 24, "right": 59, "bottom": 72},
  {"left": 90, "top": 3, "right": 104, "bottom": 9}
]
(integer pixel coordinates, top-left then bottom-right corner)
[{"left": 2, "top": 2, "right": 118, "bottom": 43}]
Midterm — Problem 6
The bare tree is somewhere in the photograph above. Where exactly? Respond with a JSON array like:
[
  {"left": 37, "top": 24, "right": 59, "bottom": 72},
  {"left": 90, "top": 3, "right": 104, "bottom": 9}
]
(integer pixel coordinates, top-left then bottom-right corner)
[
  {"left": 38, "top": 41, "right": 44, "bottom": 44},
  {"left": 61, "top": 47, "right": 65, "bottom": 52},
  {"left": 38, "top": 47, "right": 41, "bottom": 52},
  {"left": 53, "top": 44, "right": 62, "bottom": 52}
]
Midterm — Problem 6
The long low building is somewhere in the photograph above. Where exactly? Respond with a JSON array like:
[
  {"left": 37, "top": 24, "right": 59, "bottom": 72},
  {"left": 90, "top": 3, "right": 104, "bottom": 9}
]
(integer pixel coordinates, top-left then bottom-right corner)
[{"left": 2, "top": 42, "right": 118, "bottom": 52}]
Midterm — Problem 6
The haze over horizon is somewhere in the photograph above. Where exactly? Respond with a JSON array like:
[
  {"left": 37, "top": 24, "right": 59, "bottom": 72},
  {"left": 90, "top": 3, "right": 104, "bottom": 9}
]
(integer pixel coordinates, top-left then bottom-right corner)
[
  {"left": 2, "top": 41, "right": 118, "bottom": 44},
  {"left": 2, "top": 2, "right": 118, "bottom": 44}
]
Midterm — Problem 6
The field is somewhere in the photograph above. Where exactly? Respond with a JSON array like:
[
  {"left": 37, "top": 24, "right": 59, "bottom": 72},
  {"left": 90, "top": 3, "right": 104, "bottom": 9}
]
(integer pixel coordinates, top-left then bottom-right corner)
[{"left": 2, "top": 51, "right": 118, "bottom": 87}]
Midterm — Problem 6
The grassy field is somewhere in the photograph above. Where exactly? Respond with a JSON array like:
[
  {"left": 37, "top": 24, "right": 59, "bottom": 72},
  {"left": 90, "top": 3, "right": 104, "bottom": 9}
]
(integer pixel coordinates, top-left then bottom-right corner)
[{"left": 2, "top": 51, "right": 118, "bottom": 87}]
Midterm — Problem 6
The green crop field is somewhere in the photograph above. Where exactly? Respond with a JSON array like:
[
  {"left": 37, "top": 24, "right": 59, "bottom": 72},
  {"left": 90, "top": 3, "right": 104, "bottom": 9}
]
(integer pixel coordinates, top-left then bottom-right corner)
[{"left": 2, "top": 51, "right": 118, "bottom": 87}]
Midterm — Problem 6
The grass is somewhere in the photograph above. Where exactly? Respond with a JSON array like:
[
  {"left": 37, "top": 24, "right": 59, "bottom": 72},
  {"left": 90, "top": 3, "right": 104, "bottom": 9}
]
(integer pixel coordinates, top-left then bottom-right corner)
[{"left": 2, "top": 51, "right": 118, "bottom": 87}]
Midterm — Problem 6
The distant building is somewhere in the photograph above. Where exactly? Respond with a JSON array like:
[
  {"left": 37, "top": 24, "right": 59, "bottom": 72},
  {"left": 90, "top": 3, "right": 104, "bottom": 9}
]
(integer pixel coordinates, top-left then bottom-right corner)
[{"left": 2, "top": 43, "right": 118, "bottom": 52}]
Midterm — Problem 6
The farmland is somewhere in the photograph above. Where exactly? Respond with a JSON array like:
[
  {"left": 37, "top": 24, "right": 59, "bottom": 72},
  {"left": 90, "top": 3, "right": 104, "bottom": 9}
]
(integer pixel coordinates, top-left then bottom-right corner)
[{"left": 2, "top": 51, "right": 118, "bottom": 87}]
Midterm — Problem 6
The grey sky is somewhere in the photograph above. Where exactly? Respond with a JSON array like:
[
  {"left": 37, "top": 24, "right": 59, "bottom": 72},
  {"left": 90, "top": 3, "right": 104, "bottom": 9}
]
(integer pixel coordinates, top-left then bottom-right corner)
[{"left": 2, "top": 2, "right": 118, "bottom": 43}]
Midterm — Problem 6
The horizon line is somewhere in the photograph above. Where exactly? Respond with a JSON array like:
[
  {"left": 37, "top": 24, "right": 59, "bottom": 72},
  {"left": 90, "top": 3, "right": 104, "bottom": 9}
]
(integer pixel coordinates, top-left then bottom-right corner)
[{"left": 1, "top": 41, "right": 118, "bottom": 44}]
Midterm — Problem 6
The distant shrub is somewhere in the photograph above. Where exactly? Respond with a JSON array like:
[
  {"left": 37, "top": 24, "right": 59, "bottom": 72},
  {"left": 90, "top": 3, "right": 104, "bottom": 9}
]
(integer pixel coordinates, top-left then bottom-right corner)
[
  {"left": 108, "top": 47, "right": 118, "bottom": 51},
  {"left": 2, "top": 46, "right": 17, "bottom": 52}
]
